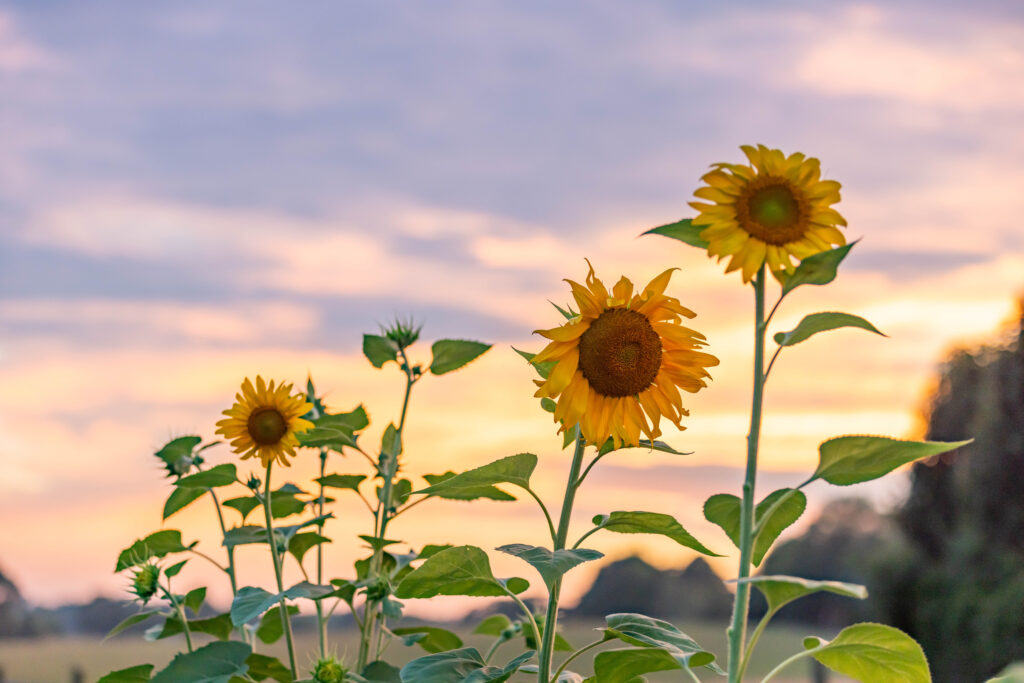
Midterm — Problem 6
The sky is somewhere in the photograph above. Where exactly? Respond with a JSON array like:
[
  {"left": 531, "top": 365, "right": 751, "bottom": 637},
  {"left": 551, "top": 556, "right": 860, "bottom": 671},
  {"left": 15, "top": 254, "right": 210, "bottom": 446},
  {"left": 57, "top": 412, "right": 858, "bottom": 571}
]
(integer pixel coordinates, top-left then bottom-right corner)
[{"left": 1, "top": 0, "right": 1024, "bottom": 616}]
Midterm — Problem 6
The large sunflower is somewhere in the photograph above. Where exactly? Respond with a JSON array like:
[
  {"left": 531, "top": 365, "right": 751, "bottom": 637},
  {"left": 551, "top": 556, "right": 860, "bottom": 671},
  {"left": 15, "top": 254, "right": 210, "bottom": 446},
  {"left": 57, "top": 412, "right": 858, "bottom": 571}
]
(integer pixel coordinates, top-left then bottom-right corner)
[
  {"left": 690, "top": 144, "right": 846, "bottom": 283},
  {"left": 215, "top": 376, "right": 314, "bottom": 468},
  {"left": 533, "top": 262, "right": 718, "bottom": 448}
]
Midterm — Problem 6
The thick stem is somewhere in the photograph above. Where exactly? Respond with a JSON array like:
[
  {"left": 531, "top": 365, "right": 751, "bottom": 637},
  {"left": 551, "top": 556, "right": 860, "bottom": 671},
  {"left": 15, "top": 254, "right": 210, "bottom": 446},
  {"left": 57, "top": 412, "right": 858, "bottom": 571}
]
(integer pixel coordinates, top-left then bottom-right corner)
[
  {"left": 264, "top": 462, "right": 298, "bottom": 678},
  {"left": 727, "top": 265, "right": 767, "bottom": 683},
  {"left": 207, "top": 487, "right": 239, "bottom": 596},
  {"left": 315, "top": 448, "right": 328, "bottom": 659},
  {"left": 537, "top": 427, "right": 587, "bottom": 683}
]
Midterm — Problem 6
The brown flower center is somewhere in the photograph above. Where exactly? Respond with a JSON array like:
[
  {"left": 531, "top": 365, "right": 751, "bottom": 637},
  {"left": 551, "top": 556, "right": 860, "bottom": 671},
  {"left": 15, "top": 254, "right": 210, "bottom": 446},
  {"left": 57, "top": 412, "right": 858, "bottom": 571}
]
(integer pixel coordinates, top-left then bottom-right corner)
[
  {"left": 737, "top": 177, "right": 808, "bottom": 245},
  {"left": 578, "top": 308, "right": 662, "bottom": 397},
  {"left": 247, "top": 407, "right": 288, "bottom": 445}
]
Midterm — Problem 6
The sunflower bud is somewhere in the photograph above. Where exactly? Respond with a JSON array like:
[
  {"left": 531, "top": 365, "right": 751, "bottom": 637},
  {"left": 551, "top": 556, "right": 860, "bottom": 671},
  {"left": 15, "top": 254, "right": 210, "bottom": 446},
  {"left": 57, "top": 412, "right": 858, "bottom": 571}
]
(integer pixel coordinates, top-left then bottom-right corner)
[
  {"left": 383, "top": 318, "right": 421, "bottom": 351},
  {"left": 246, "top": 474, "right": 262, "bottom": 491},
  {"left": 130, "top": 563, "right": 160, "bottom": 604},
  {"left": 312, "top": 656, "right": 348, "bottom": 683},
  {"left": 364, "top": 577, "right": 390, "bottom": 602}
]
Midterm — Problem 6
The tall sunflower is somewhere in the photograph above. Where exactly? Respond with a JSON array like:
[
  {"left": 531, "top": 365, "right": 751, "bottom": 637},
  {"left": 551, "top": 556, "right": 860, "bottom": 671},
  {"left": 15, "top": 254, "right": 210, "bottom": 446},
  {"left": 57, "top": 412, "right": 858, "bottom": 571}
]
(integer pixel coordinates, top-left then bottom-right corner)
[
  {"left": 533, "top": 262, "right": 718, "bottom": 448},
  {"left": 690, "top": 144, "right": 847, "bottom": 283},
  {"left": 215, "top": 376, "right": 314, "bottom": 468}
]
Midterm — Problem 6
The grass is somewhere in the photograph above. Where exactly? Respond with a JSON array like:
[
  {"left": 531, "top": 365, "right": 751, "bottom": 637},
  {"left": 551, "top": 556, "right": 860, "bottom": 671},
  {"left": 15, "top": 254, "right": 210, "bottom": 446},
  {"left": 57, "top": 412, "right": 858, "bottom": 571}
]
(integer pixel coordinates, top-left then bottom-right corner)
[{"left": 0, "top": 619, "right": 850, "bottom": 682}]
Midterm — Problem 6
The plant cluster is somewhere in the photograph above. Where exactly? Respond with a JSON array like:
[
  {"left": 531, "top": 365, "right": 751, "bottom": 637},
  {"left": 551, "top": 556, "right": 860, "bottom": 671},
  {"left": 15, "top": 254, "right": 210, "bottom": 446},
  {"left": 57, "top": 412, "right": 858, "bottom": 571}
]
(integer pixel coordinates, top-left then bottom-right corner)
[{"left": 101, "top": 146, "right": 971, "bottom": 683}]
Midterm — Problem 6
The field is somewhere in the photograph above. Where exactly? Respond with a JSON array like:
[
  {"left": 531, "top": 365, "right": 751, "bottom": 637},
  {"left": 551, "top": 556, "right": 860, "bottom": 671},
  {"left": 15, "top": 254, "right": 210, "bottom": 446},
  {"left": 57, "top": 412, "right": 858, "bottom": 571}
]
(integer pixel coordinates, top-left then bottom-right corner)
[{"left": 0, "top": 620, "right": 851, "bottom": 683}]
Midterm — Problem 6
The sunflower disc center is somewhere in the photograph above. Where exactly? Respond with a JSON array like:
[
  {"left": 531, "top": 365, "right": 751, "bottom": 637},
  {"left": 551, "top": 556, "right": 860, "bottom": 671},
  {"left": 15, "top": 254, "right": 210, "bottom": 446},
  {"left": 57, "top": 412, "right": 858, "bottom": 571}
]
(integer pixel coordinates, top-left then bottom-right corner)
[
  {"left": 247, "top": 407, "right": 288, "bottom": 445},
  {"left": 739, "top": 179, "right": 808, "bottom": 245},
  {"left": 578, "top": 308, "right": 662, "bottom": 398}
]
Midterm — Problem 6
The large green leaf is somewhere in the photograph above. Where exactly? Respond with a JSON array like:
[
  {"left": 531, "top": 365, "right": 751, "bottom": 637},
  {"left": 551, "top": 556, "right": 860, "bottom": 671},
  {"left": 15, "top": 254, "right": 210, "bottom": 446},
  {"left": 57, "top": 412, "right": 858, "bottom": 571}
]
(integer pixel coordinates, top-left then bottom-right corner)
[
  {"left": 399, "top": 648, "right": 533, "bottom": 683},
  {"left": 422, "top": 472, "right": 516, "bottom": 501},
  {"left": 414, "top": 454, "right": 537, "bottom": 498},
  {"left": 363, "top": 334, "right": 398, "bottom": 368},
  {"left": 222, "top": 496, "right": 261, "bottom": 521},
  {"left": 315, "top": 405, "right": 370, "bottom": 432},
  {"left": 162, "top": 486, "right": 206, "bottom": 520},
  {"left": 147, "top": 613, "right": 234, "bottom": 641},
  {"left": 395, "top": 545, "right": 529, "bottom": 598},
  {"left": 601, "top": 613, "right": 720, "bottom": 672},
  {"left": 812, "top": 436, "right": 972, "bottom": 486},
  {"left": 362, "top": 661, "right": 403, "bottom": 683},
  {"left": 590, "top": 511, "right": 719, "bottom": 557},
  {"left": 739, "top": 575, "right": 867, "bottom": 613},
  {"left": 176, "top": 464, "right": 238, "bottom": 488},
  {"left": 222, "top": 525, "right": 271, "bottom": 549},
  {"left": 316, "top": 473, "right": 367, "bottom": 491},
  {"left": 288, "top": 532, "right": 330, "bottom": 564},
  {"left": 593, "top": 648, "right": 681, "bottom": 682},
  {"left": 298, "top": 423, "right": 359, "bottom": 451},
  {"left": 116, "top": 530, "right": 189, "bottom": 571},
  {"left": 392, "top": 625, "right": 465, "bottom": 653},
  {"left": 773, "top": 312, "right": 884, "bottom": 348},
  {"left": 255, "top": 605, "right": 299, "bottom": 644},
  {"left": 430, "top": 339, "right": 491, "bottom": 375},
  {"left": 641, "top": 218, "right": 709, "bottom": 249},
  {"left": 230, "top": 586, "right": 280, "bottom": 626},
  {"left": 780, "top": 242, "right": 855, "bottom": 296},
  {"left": 804, "top": 623, "right": 930, "bottom": 683},
  {"left": 243, "top": 653, "right": 291, "bottom": 683},
  {"left": 98, "top": 665, "right": 155, "bottom": 683},
  {"left": 703, "top": 488, "right": 807, "bottom": 565},
  {"left": 151, "top": 641, "right": 251, "bottom": 683},
  {"left": 496, "top": 544, "right": 603, "bottom": 590}
]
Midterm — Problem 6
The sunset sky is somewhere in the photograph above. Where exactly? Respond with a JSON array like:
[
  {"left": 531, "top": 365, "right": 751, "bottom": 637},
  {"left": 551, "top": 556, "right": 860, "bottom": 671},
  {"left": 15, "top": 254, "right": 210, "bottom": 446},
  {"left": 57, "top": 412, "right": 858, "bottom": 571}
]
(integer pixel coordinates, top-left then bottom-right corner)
[{"left": 2, "top": 0, "right": 1024, "bottom": 617}]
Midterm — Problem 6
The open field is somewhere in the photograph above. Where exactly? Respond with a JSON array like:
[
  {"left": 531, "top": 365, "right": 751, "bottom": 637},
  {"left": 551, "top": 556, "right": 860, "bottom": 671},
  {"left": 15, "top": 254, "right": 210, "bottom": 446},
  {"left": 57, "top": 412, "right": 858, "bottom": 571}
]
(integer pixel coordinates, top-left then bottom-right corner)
[{"left": 0, "top": 620, "right": 851, "bottom": 683}]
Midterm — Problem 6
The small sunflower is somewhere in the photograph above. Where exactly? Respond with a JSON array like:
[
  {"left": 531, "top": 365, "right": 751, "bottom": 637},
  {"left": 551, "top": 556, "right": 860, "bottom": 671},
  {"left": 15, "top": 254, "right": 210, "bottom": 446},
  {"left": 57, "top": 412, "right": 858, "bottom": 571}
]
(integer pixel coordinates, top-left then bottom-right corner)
[
  {"left": 690, "top": 144, "right": 847, "bottom": 283},
  {"left": 215, "top": 376, "right": 314, "bottom": 468},
  {"left": 533, "top": 262, "right": 718, "bottom": 448}
]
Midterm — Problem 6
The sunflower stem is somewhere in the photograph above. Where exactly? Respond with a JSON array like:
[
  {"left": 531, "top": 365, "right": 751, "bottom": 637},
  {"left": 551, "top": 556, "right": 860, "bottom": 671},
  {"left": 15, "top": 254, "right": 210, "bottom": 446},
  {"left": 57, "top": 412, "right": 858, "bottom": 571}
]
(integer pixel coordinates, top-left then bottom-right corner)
[
  {"left": 726, "top": 265, "right": 767, "bottom": 683},
  {"left": 263, "top": 461, "right": 299, "bottom": 679},
  {"left": 537, "top": 426, "right": 587, "bottom": 683},
  {"left": 315, "top": 447, "right": 328, "bottom": 660}
]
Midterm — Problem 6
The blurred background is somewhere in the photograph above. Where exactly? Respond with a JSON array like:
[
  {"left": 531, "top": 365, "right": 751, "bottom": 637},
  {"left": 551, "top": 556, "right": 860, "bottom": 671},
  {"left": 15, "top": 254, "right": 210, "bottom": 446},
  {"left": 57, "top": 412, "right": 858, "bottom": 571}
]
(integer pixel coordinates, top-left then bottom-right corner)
[{"left": 1, "top": 1, "right": 1023, "bottom": 681}]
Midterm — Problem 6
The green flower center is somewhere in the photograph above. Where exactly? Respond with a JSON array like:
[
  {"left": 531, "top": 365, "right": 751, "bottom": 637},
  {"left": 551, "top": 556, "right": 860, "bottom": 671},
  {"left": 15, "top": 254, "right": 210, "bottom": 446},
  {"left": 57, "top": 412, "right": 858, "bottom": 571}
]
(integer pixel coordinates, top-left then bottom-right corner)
[
  {"left": 578, "top": 308, "right": 662, "bottom": 397},
  {"left": 247, "top": 408, "right": 288, "bottom": 445},
  {"left": 738, "top": 178, "right": 809, "bottom": 245}
]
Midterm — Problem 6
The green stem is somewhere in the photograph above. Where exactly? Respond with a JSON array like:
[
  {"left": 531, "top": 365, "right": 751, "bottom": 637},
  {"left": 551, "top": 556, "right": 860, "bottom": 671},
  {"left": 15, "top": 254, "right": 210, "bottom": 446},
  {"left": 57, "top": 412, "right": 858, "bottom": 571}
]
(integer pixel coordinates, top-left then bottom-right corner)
[
  {"left": 502, "top": 587, "right": 542, "bottom": 656},
  {"left": 727, "top": 265, "right": 767, "bottom": 683},
  {"left": 483, "top": 635, "right": 507, "bottom": 664},
  {"left": 738, "top": 609, "right": 776, "bottom": 680},
  {"left": 207, "top": 487, "right": 239, "bottom": 596},
  {"left": 264, "top": 462, "right": 298, "bottom": 679},
  {"left": 551, "top": 639, "right": 604, "bottom": 681},
  {"left": 760, "top": 648, "right": 818, "bottom": 683},
  {"left": 537, "top": 427, "right": 587, "bottom": 683},
  {"left": 162, "top": 583, "right": 193, "bottom": 653},
  {"left": 315, "top": 447, "right": 329, "bottom": 660}
]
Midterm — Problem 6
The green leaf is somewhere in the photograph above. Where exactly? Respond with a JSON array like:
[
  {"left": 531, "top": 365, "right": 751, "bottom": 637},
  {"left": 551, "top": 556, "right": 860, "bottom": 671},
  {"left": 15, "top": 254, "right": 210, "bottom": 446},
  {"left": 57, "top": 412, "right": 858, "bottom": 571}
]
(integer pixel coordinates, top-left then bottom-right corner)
[
  {"left": 812, "top": 435, "right": 972, "bottom": 486},
  {"left": 392, "top": 625, "right": 465, "bottom": 653},
  {"left": 805, "top": 622, "right": 930, "bottom": 683},
  {"left": 590, "top": 511, "right": 719, "bottom": 557},
  {"left": 596, "top": 439, "right": 692, "bottom": 456},
  {"left": 512, "top": 347, "right": 556, "bottom": 379},
  {"left": 430, "top": 339, "right": 491, "bottom": 375},
  {"left": 316, "top": 473, "right": 367, "bottom": 491},
  {"left": 222, "top": 525, "right": 270, "bottom": 549},
  {"left": 550, "top": 301, "right": 577, "bottom": 320},
  {"left": 362, "top": 661, "right": 403, "bottom": 683},
  {"left": 780, "top": 242, "right": 856, "bottom": 296},
  {"left": 163, "top": 486, "right": 207, "bottom": 520},
  {"left": 164, "top": 560, "right": 188, "bottom": 578},
  {"left": 244, "top": 653, "right": 291, "bottom": 683},
  {"left": 364, "top": 334, "right": 398, "bottom": 368},
  {"left": 282, "top": 581, "right": 335, "bottom": 601},
  {"left": 473, "top": 614, "right": 511, "bottom": 636},
  {"left": 593, "top": 648, "right": 681, "bottom": 682},
  {"left": 540, "top": 398, "right": 557, "bottom": 413},
  {"left": 98, "top": 665, "right": 155, "bottom": 683},
  {"left": 395, "top": 545, "right": 529, "bottom": 599},
  {"left": 105, "top": 611, "right": 159, "bottom": 640},
  {"left": 399, "top": 649, "right": 533, "bottom": 683},
  {"left": 378, "top": 478, "right": 413, "bottom": 507},
  {"left": 703, "top": 488, "right": 808, "bottom": 565},
  {"left": 184, "top": 586, "right": 206, "bottom": 614},
  {"left": 773, "top": 311, "right": 884, "bottom": 347},
  {"left": 381, "top": 422, "right": 402, "bottom": 467},
  {"left": 222, "top": 497, "right": 261, "bottom": 521},
  {"left": 601, "top": 613, "right": 720, "bottom": 672},
  {"left": 422, "top": 472, "right": 516, "bottom": 502},
  {"left": 988, "top": 663, "right": 1024, "bottom": 683},
  {"left": 496, "top": 544, "right": 603, "bottom": 590},
  {"left": 155, "top": 436, "right": 201, "bottom": 472},
  {"left": 230, "top": 586, "right": 280, "bottom": 626},
  {"left": 738, "top": 575, "right": 867, "bottom": 614},
  {"left": 641, "top": 218, "right": 709, "bottom": 249},
  {"left": 316, "top": 405, "right": 370, "bottom": 432},
  {"left": 415, "top": 453, "right": 537, "bottom": 498},
  {"left": 149, "top": 613, "right": 234, "bottom": 641},
  {"left": 255, "top": 604, "right": 299, "bottom": 644},
  {"left": 176, "top": 464, "right": 238, "bottom": 488},
  {"left": 151, "top": 641, "right": 251, "bottom": 683},
  {"left": 116, "top": 530, "right": 189, "bottom": 571},
  {"left": 298, "top": 423, "right": 359, "bottom": 451},
  {"left": 288, "top": 532, "right": 330, "bottom": 564}
]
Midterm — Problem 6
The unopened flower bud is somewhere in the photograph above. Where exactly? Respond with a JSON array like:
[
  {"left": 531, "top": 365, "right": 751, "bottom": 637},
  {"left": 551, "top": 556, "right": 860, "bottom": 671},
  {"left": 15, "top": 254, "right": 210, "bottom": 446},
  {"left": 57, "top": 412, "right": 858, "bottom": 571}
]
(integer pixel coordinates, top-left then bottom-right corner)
[
  {"left": 312, "top": 656, "right": 348, "bottom": 683},
  {"left": 131, "top": 563, "right": 160, "bottom": 604}
]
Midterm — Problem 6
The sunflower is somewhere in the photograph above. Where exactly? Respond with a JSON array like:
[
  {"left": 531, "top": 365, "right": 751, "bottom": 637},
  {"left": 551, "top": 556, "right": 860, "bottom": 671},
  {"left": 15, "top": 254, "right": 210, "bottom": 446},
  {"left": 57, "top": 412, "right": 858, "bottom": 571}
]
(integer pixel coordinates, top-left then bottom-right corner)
[
  {"left": 533, "top": 262, "right": 718, "bottom": 448},
  {"left": 215, "top": 376, "right": 314, "bottom": 468},
  {"left": 690, "top": 144, "right": 847, "bottom": 283}
]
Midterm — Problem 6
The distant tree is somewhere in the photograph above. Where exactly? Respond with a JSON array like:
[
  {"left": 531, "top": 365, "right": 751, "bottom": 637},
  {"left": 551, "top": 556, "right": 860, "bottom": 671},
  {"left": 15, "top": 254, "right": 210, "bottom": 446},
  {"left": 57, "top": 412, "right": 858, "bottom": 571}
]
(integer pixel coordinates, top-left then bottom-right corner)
[
  {"left": 0, "top": 565, "right": 32, "bottom": 637},
  {"left": 873, "top": 302, "right": 1024, "bottom": 683}
]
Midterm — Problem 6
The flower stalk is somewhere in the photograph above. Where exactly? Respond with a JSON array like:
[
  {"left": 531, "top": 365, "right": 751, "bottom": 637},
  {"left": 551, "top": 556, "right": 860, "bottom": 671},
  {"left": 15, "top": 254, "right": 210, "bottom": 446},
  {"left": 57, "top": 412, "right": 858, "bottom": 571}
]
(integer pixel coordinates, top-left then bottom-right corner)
[{"left": 263, "top": 461, "right": 299, "bottom": 678}]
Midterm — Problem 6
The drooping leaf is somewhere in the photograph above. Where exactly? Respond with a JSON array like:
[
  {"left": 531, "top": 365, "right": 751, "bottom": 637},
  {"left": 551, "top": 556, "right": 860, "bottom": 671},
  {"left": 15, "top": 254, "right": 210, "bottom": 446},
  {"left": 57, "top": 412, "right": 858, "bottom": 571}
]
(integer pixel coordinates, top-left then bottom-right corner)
[
  {"left": 163, "top": 560, "right": 187, "bottom": 578},
  {"left": 288, "top": 532, "right": 331, "bottom": 564},
  {"left": 601, "top": 613, "right": 720, "bottom": 672},
  {"left": 255, "top": 604, "right": 299, "bottom": 644},
  {"left": 430, "top": 339, "right": 491, "bottom": 375},
  {"left": 773, "top": 312, "right": 884, "bottom": 348},
  {"left": 512, "top": 347, "right": 556, "bottom": 379},
  {"left": 496, "top": 544, "right": 603, "bottom": 590},
  {"left": 641, "top": 218, "right": 709, "bottom": 249},
  {"left": 97, "top": 665, "right": 155, "bottom": 683},
  {"left": 780, "top": 242, "right": 856, "bottom": 296},
  {"left": 363, "top": 334, "right": 398, "bottom": 368},
  {"left": 105, "top": 611, "right": 159, "bottom": 640},
  {"left": 116, "top": 530, "right": 189, "bottom": 571},
  {"left": 162, "top": 486, "right": 207, "bottom": 520},
  {"left": 596, "top": 439, "right": 692, "bottom": 456},
  {"left": 415, "top": 454, "right": 537, "bottom": 498},
  {"left": 175, "top": 464, "right": 239, "bottom": 488},
  {"left": 805, "top": 622, "right": 930, "bottom": 683},
  {"left": 422, "top": 472, "right": 516, "bottom": 502},
  {"left": 316, "top": 473, "right": 367, "bottom": 491},
  {"left": 222, "top": 525, "right": 270, "bottom": 549},
  {"left": 244, "top": 653, "right": 291, "bottom": 683},
  {"left": 738, "top": 575, "right": 867, "bottom": 614},
  {"left": 590, "top": 511, "right": 719, "bottom": 557},
  {"left": 150, "top": 641, "right": 251, "bottom": 683},
  {"left": 395, "top": 545, "right": 529, "bottom": 599},
  {"left": 392, "top": 625, "right": 465, "bottom": 653},
  {"left": 222, "top": 497, "right": 261, "bottom": 521},
  {"left": 812, "top": 435, "right": 973, "bottom": 486},
  {"left": 703, "top": 488, "right": 808, "bottom": 565}
]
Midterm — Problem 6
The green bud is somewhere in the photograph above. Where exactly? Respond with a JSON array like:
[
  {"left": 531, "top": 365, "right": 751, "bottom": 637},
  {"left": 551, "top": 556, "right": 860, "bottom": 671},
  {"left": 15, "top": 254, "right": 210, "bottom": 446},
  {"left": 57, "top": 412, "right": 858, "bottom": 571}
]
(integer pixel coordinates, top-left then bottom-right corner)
[
  {"left": 383, "top": 317, "right": 421, "bottom": 351},
  {"left": 312, "top": 656, "right": 348, "bottom": 683},
  {"left": 364, "top": 577, "right": 390, "bottom": 602},
  {"left": 246, "top": 474, "right": 262, "bottom": 491},
  {"left": 131, "top": 563, "right": 160, "bottom": 604}
]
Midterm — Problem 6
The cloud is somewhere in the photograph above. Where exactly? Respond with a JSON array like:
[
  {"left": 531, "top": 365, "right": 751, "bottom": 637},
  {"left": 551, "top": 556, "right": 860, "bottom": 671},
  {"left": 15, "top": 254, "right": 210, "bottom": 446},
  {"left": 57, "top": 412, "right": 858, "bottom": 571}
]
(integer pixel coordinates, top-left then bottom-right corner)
[{"left": 0, "top": 10, "right": 58, "bottom": 72}]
